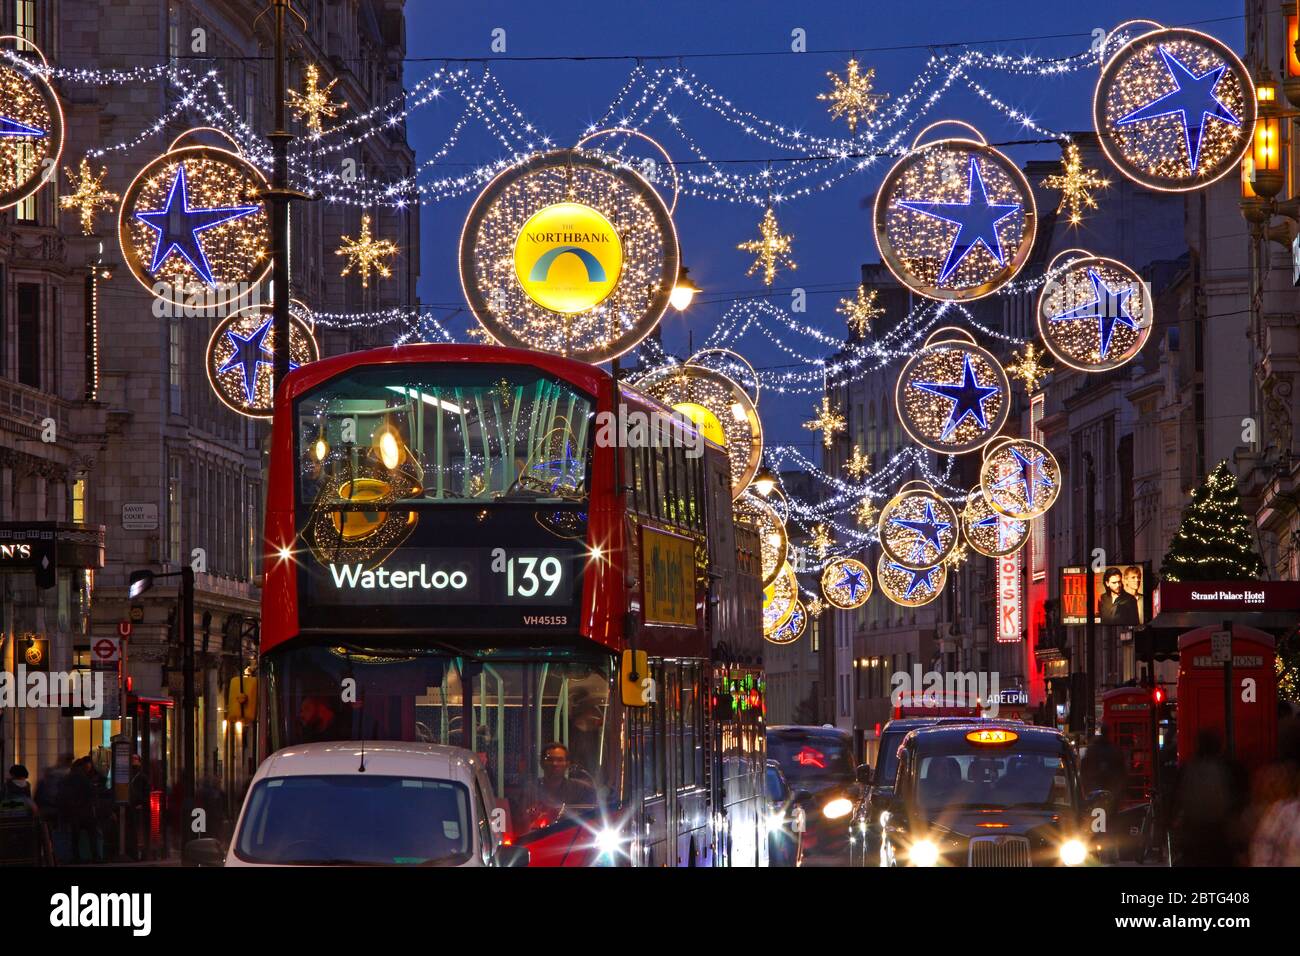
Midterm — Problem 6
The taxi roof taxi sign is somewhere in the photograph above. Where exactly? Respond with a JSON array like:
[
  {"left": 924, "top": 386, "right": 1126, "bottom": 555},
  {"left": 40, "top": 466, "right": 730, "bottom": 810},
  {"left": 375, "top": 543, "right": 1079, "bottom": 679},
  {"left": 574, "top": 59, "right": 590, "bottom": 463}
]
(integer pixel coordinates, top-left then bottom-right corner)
[{"left": 966, "top": 728, "right": 1019, "bottom": 745}]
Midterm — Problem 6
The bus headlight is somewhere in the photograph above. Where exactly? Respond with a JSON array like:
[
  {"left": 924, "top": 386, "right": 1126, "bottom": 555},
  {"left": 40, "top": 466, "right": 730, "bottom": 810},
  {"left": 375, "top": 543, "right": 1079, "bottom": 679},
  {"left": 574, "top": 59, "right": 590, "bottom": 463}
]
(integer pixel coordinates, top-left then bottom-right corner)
[
  {"left": 594, "top": 827, "right": 623, "bottom": 859},
  {"left": 822, "top": 797, "right": 853, "bottom": 820},
  {"left": 909, "top": 839, "right": 940, "bottom": 867},
  {"left": 1059, "top": 838, "right": 1087, "bottom": 867}
]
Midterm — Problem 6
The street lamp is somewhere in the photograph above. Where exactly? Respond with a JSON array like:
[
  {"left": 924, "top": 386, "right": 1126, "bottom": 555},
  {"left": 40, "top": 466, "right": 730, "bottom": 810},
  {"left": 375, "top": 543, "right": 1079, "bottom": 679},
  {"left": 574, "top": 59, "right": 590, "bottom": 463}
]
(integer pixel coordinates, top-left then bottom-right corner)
[
  {"left": 669, "top": 265, "right": 701, "bottom": 311},
  {"left": 751, "top": 467, "right": 777, "bottom": 498}
]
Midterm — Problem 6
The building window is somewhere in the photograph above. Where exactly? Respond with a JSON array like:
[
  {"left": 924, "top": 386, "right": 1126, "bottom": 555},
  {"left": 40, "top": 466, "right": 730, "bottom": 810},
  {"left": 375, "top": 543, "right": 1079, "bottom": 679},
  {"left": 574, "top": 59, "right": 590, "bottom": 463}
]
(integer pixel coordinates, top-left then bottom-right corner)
[
  {"left": 14, "top": 141, "right": 37, "bottom": 222},
  {"left": 244, "top": 72, "right": 258, "bottom": 130},
  {"left": 168, "top": 318, "right": 183, "bottom": 414},
  {"left": 168, "top": 456, "right": 183, "bottom": 564},
  {"left": 16, "top": 283, "right": 40, "bottom": 388},
  {"left": 71, "top": 476, "right": 86, "bottom": 523},
  {"left": 168, "top": 2, "right": 181, "bottom": 66}
]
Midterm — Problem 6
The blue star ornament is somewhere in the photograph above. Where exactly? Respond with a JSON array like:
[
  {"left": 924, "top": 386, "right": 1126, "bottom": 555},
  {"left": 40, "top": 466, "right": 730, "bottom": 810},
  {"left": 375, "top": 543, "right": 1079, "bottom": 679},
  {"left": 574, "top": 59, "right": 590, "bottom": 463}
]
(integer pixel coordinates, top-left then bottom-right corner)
[
  {"left": 134, "top": 164, "right": 260, "bottom": 287},
  {"left": 219, "top": 318, "right": 295, "bottom": 404},
  {"left": 897, "top": 157, "right": 1021, "bottom": 285},
  {"left": 0, "top": 115, "right": 44, "bottom": 138},
  {"left": 913, "top": 352, "right": 1001, "bottom": 440},
  {"left": 974, "top": 512, "right": 1024, "bottom": 552},
  {"left": 1115, "top": 45, "right": 1241, "bottom": 173},
  {"left": 1049, "top": 268, "right": 1138, "bottom": 360},
  {"left": 837, "top": 563, "right": 868, "bottom": 602},
  {"left": 992, "top": 447, "right": 1050, "bottom": 510},
  {"left": 890, "top": 562, "right": 939, "bottom": 599},
  {"left": 891, "top": 500, "right": 951, "bottom": 561}
]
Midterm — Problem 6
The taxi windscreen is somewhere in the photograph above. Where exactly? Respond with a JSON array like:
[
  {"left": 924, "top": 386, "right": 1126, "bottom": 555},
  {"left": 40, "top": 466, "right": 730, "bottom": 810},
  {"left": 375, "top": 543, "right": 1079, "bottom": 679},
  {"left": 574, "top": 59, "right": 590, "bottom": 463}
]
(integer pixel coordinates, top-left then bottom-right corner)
[{"left": 915, "top": 751, "right": 1073, "bottom": 811}]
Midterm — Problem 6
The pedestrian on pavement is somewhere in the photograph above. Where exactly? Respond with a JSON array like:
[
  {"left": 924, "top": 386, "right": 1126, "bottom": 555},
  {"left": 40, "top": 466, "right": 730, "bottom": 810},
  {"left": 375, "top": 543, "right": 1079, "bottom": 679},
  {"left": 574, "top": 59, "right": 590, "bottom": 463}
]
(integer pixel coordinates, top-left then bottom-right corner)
[
  {"left": 61, "top": 757, "right": 101, "bottom": 863},
  {"left": 1080, "top": 723, "right": 1127, "bottom": 862},
  {"left": 1248, "top": 761, "right": 1300, "bottom": 866},
  {"left": 1173, "top": 730, "right": 1249, "bottom": 866},
  {"left": 0, "top": 765, "right": 54, "bottom": 865}
]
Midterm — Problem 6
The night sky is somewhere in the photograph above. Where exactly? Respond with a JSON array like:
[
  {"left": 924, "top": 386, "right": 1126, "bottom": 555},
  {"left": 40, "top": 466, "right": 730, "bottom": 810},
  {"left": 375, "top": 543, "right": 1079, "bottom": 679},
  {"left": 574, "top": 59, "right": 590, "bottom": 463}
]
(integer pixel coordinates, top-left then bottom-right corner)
[{"left": 402, "top": 0, "right": 1241, "bottom": 448}]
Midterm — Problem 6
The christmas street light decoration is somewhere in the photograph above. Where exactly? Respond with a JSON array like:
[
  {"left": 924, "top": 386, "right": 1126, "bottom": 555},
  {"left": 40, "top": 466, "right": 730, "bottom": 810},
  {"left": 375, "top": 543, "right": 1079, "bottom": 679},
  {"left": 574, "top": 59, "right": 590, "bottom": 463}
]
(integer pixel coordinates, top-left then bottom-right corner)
[
  {"left": 803, "top": 396, "right": 845, "bottom": 448},
  {"left": 738, "top": 206, "right": 796, "bottom": 286},
  {"left": 459, "top": 148, "right": 679, "bottom": 364},
  {"left": 874, "top": 122, "right": 1036, "bottom": 301},
  {"left": 804, "top": 596, "right": 826, "bottom": 619},
  {"left": 878, "top": 481, "right": 958, "bottom": 569},
  {"left": 1005, "top": 341, "right": 1051, "bottom": 394},
  {"left": 763, "top": 561, "right": 799, "bottom": 637},
  {"left": 877, "top": 553, "right": 945, "bottom": 608},
  {"left": 767, "top": 599, "right": 807, "bottom": 645},
  {"left": 943, "top": 541, "right": 970, "bottom": 569},
  {"left": 821, "top": 556, "right": 872, "bottom": 610},
  {"left": 1093, "top": 25, "right": 1254, "bottom": 193},
  {"left": 854, "top": 495, "right": 878, "bottom": 527},
  {"left": 818, "top": 59, "right": 888, "bottom": 134},
  {"left": 838, "top": 285, "right": 885, "bottom": 336},
  {"left": 60, "top": 158, "right": 118, "bottom": 235},
  {"left": 980, "top": 436, "right": 1060, "bottom": 520},
  {"left": 118, "top": 130, "right": 269, "bottom": 309},
  {"left": 337, "top": 213, "right": 399, "bottom": 288},
  {"left": 287, "top": 63, "right": 347, "bottom": 135},
  {"left": 810, "top": 523, "right": 833, "bottom": 559},
  {"left": 895, "top": 328, "right": 1009, "bottom": 455},
  {"left": 844, "top": 444, "right": 872, "bottom": 480},
  {"left": 0, "top": 41, "right": 63, "bottom": 211},
  {"left": 1040, "top": 142, "right": 1110, "bottom": 226},
  {"left": 1037, "top": 250, "right": 1151, "bottom": 372},
  {"left": 961, "top": 487, "right": 1029, "bottom": 558},
  {"left": 734, "top": 491, "right": 787, "bottom": 587},
  {"left": 206, "top": 300, "right": 319, "bottom": 419}
]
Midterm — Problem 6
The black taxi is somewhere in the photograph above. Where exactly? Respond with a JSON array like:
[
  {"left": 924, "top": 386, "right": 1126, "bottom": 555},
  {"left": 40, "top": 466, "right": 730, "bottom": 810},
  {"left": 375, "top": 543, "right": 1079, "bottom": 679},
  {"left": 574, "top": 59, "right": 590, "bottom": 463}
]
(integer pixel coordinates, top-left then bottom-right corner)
[{"left": 879, "top": 724, "right": 1099, "bottom": 867}]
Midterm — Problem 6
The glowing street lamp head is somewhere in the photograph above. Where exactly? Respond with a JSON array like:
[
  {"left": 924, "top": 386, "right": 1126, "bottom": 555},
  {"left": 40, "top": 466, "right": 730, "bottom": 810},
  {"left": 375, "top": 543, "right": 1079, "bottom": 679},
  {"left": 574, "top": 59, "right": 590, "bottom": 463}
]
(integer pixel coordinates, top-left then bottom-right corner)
[{"left": 669, "top": 265, "right": 701, "bottom": 311}]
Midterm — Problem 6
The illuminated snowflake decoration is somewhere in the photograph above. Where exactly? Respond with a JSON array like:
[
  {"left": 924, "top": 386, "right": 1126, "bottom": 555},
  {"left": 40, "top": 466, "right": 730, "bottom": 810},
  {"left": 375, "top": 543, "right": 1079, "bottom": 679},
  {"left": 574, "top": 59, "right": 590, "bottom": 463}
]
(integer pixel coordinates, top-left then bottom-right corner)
[
  {"left": 803, "top": 396, "right": 846, "bottom": 448},
  {"left": 961, "top": 488, "right": 1029, "bottom": 558},
  {"left": 877, "top": 553, "right": 946, "bottom": 608},
  {"left": 287, "top": 64, "right": 347, "bottom": 135},
  {"left": 810, "top": 523, "right": 833, "bottom": 559},
  {"left": 1040, "top": 142, "right": 1110, "bottom": 226},
  {"left": 767, "top": 599, "right": 808, "bottom": 645},
  {"left": 763, "top": 562, "right": 799, "bottom": 636},
  {"left": 837, "top": 285, "right": 885, "bottom": 337},
  {"left": 804, "top": 596, "right": 826, "bottom": 619},
  {"left": 1037, "top": 255, "right": 1151, "bottom": 372},
  {"left": 1093, "top": 26, "right": 1254, "bottom": 192},
  {"left": 821, "top": 557, "right": 873, "bottom": 610},
  {"left": 337, "top": 214, "right": 399, "bottom": 288},
  {"left": 878, "top": 486, "right": 959, "bottom": 570},
  {"left": 854, "top": 495, "right": 878, "bottom": 527},
  {"left": 980, "top": 438, "right": 1061, "bottom": 520},
  {"left": 118, "top": 141, "right": 270, "bottom": 309},
  {"left": 1005, "top": 341, "right": 1052, "bottom": 394},
  {"left": 460, "top": 149, "right": 679, "bottom": 364},
  {"left": 0, "top": 48, "right": 63, "bottom": 211},
  {"left": 943, "top": 541, "right": 970, "bottom": 569},
  {"left": 206, "top": 302, "right": 319, "bottom": 419},
  {"left": 60, "top": 158, "right": 118, "bottom": 235},
  {"left": 875, "top": 135, "right": 1036, "bottom": 301},
  {"left": 895, "top": 336, "right": 1009, "bottom": 455},
  {"left": 818, "top": 59, "right": 888, "bottom": 134},
  {"left": 738, "top": 206, "right": 796, "bottom": 286},
  {"left": 844, "top": 444, "right": 873, "bottom": 480},
  {"left": 734, "top": 492, "right": 787, "bottom": 587}
]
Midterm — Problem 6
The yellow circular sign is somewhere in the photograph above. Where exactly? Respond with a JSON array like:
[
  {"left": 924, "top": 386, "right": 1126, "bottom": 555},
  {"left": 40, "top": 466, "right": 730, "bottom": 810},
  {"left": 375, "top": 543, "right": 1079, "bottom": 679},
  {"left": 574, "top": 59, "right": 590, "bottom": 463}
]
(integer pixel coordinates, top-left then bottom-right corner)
[
  {"left": 673, "top": 402, "right": 726, "bottom": 447},
  {"left": 514, "top": 202, "right": 623, "bottom": 314}
]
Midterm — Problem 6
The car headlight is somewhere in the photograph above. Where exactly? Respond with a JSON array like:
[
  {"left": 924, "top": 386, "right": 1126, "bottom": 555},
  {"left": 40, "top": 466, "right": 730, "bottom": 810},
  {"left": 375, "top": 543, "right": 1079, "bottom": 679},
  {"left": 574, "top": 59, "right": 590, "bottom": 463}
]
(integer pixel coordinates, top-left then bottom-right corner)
[
  {"left": 1059, "top": 838, "right": 1087, "bottom": 867},
  {"left": 822, "top": 797, "right": 853, "bottom": 820},
  {"left": 767, "top": 811, "right": 786, "bottom": 831},
  {"left": 909, "top": 838, "right": 940, "bottom": 867}
]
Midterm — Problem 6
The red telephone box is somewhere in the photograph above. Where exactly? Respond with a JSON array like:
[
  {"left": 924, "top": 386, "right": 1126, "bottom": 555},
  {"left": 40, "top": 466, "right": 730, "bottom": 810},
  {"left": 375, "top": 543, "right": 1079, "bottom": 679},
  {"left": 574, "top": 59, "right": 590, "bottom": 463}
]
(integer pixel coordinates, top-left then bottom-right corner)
[
  {"left": 1101, "top": 687, "right": 1154, "bottom": 803},
  {"left": 1176, "top": 625, "right": 1277, "bottom": 774}
]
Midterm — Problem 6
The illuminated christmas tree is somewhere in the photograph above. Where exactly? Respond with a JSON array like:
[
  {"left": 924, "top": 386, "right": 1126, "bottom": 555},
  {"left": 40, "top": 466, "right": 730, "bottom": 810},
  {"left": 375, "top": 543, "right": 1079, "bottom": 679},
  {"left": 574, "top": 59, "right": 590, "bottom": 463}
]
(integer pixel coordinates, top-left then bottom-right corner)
[{"left": 1159, "top": 461, "right": 1264, "bottom": 582}]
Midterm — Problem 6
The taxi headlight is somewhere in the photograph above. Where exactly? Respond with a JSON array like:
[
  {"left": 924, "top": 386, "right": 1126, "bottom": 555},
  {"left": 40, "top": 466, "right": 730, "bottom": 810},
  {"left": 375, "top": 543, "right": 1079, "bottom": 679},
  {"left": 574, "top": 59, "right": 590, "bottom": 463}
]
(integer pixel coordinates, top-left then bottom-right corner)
[
  {"left": 909, "top": 838, "right": 940, "bottom": 867},
  {"left": 1060, "top": 838, "right": 1087, "bottom": 867},
  {"left": 594, "top": 827, "right": 623, "bottom": 859},
  {"left": 767, "top": 811, "right": 786, "bottom": 831},
  {"left": 822, "top": 797, "right": 853, "bottom": 820}
]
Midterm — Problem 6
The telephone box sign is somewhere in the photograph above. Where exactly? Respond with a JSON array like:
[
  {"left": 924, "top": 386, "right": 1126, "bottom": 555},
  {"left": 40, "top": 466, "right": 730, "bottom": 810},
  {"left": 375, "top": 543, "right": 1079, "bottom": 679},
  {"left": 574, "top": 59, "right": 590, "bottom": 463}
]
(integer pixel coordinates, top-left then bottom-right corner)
[{"left": 997, "top": 550, "right": 1022, "bottom": 643}]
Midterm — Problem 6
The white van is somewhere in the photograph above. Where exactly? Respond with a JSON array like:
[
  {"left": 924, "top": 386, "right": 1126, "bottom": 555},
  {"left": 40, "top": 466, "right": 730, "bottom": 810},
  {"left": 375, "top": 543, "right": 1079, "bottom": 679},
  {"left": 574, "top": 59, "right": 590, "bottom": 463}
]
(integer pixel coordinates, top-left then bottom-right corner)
[{"left": 183, "top": 741, "right": 528, "bottom": 867}]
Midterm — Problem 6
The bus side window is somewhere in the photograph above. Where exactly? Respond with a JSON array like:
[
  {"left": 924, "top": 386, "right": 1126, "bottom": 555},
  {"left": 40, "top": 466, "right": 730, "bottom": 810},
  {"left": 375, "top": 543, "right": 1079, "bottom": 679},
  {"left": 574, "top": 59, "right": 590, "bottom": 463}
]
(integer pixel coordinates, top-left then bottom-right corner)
[
  {"left": 652, "top": 448, "right": 666, "bottom": 522},
  {"left": 681, "top": 665, "right": 698, "bottom": 788},
  {"left": 633, "top": 445, "right": 647, "bottom": 513}
]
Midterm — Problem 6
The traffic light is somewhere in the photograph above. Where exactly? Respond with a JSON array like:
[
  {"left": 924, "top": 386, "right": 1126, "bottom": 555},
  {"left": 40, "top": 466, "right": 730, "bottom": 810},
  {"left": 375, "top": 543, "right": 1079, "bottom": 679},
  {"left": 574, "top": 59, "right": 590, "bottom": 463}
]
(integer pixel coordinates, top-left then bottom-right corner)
[{"left": 1153, "top": 686, "right": 1165, "bottom": 705}]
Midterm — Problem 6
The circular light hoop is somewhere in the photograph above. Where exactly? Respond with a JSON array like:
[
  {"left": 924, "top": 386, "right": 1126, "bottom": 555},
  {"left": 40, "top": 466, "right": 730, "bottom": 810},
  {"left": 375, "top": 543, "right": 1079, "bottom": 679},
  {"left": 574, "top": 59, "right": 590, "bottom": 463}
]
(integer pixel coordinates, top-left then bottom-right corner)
[
  {"left": 0, "top": 45, "right": 64, "bottom": 211},
  {"left": 636, "top": 362, "right": 763, "bottom": 499},
  {"left": 1093, "top": 26, "right": 1255, "bottom": 193},
  {"left": 459, "top": 148, "right": 680, "bottom": 364},
  {"left": 961, "top": 487, "right": 1030, "bottom": 558},
  {"left": 763, "top": 562, "right": 799, "bottom": 636},
  {"left": 877, "top": 553, "right": 946, "bottom": 608},
  {"left": 167, "top": 126, "right": 246, "bottom": 155},
  {"left": 734, "top": 492, "right": 788, "bottom": 587},
  {"left": 206, "top": 301, "right": 319, "bottom": 419},
  {"left": 911, "top": 119, "right": 989, "bottom": 150},
  {"left": 895, "top": 335, "right": 1010, "bottom": 455},
  {"left": 575, "top": 127, "right": 681, "bottom": 215},
  {"left": 980, "top": 437, "right": 1061, "bottom": 520},
  {"left": 874, "top": 134, "right": 1037, "bottom": 301},
  {"left": 877, "top": 485, "right": 959, "bottom": 570},
  {"left": 766, "top": 599, "right": 807, "bottom": 646},
  {"left": 118, "top": 141, "right": 271, "bottom": 309},
  {"left": 820, "top": 557, "right": 873, "bottom": 610},
  {"left": 1036, "top": 254, "right": 1152, "bottom": 372}
]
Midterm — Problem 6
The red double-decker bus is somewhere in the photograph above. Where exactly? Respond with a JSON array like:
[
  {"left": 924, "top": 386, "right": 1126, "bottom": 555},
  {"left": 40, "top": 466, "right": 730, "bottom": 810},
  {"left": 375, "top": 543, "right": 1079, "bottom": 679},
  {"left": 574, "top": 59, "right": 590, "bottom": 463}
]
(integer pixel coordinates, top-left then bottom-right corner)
[{"left": 259, "top": 343, "right": 767, "bottom": 866}]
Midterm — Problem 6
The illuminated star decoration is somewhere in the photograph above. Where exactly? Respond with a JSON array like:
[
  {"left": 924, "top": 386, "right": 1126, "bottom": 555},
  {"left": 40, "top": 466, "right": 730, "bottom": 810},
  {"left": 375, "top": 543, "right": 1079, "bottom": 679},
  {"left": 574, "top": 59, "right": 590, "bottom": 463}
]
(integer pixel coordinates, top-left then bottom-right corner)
[
  {"left": 975, "top": 512, "right": 1026, "bottom": 553},
  {"left": 897, "top": 157, "right": 1020, "bottom": 285},
  {"left": 844, "top": 445, "right": 872, "bottom": 480},
  {"left": 337, "top": 214, "right": 399, "bottom": 288},
  {"left": 943, "top": 542, "right": 969, "bottom": 569},
  {"left": 738, "top": 207, "right": 796, "bottom": 286},
  {"left": 287, "top": 63, "right": 348, "bottom": 135},
  {"left": 837, "top": 285, "right": 885, "bottom": 336},
  {"left": 802, "top": 397, "right": 845, "bottom": 448},
  {"left": 134, "top": 164, "right": 260, "bottom": 286},
  {"left": 911, "top": 352, "right": 1001, "bottom": 441},
  {"left": 1040, "top": 143, "right": 1109, "bottom": 226},
  {"left": 810, "top": 523, "right": 833, "bottom": 559},
  {"left": 837, "top": 562, "right": 869, "bottom": 601},
  {"left": 891, "top": 500, "right": 952, "bottom": 563},
  {"left": 804, "top": 596, "right": 826, "bottom": 619},
  {"left": 60, "top": 159, "right": 120, "bottom": 235},
  {"left": 1114, "top": 45, "right": 1241, "bottom": 173},
  {"left": 993, "top": 447, "right": 1051, "bottom": 510},
  {"left": 1005, "top": 341, "right": 1051, "bottom": 393},
  {"left": 890, "top": 562, "right": 940, "bottom": 599},
  {"left": 218, "top": 318, "right": 297, "bottom": 405},
  {"left": 855, "top": 496, "right": 878, "bottom": 527},
  {"left": 1049, "top": 268, "right": 1138, "bottom": 359},
  {"left": 818, "top": 59, "right": 888, "bottom": 134}
]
